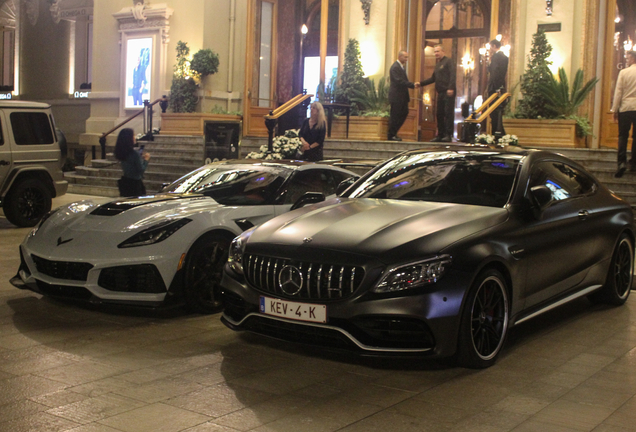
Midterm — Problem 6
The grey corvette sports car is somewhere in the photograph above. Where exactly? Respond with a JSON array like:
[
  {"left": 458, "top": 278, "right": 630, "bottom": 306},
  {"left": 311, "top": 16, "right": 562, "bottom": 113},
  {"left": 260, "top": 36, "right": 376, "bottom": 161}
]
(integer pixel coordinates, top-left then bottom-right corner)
[{"left": 220, "top": 147, "right": 635, "bottom": 368}]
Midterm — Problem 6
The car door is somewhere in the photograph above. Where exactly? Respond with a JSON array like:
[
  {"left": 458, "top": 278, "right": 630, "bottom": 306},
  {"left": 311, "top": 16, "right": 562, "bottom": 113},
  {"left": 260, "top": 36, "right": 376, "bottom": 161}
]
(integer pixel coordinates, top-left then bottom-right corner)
[
  {"left": 520, "top": 160, "right": 602, "bottom": 307},
  {"left": 0, "top": 112, "right": 10, "bottom": 193}
]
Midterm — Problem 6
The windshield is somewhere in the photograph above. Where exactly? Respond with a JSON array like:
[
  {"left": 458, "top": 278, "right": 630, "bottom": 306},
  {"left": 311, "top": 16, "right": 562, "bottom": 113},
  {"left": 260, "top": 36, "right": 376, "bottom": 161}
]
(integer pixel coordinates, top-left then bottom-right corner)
[
  {"left": 162, "top": 164, "right": 289, "bottom": 205},
  {"left": 343, "top": 151, "right": 521, "bottom": 207}
]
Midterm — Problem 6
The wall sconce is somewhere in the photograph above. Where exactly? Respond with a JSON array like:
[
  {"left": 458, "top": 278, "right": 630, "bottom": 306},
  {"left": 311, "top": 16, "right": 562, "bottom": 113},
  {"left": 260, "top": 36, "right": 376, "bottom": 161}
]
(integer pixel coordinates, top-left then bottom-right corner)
[
  {"left": 301, "top": 24, "right": 308, "bottom": 35},
  {"left": 360, "top": 0, "right": 372, "bottom": 25},
  {"left": 546, "top": 0, "right": 553, "bottom": 16},
  {"left": 461, "top": 53, "right": 475, "bottom": 73}
]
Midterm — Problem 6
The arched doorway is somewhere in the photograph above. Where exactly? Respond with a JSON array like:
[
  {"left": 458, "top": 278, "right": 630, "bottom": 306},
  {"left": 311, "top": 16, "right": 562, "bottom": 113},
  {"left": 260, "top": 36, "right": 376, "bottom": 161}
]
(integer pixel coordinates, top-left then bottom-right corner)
[
  {"left": 421, "top": 0, "right": 491, "bottom": 140},
  {"left": 599, "top": 0, "right": 636, "bottom": 148}
]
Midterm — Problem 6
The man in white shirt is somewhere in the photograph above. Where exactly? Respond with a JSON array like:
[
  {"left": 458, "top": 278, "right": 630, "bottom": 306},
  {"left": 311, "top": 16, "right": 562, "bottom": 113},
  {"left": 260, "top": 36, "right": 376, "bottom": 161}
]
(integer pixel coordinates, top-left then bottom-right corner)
[{"left": 612, "top": 50, "right": 636, "bottom": 178}]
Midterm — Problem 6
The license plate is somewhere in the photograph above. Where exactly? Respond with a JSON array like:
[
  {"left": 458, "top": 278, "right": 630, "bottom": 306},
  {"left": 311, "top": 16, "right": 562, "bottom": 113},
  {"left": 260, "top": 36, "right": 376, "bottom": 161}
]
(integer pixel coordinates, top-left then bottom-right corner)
[{"left": 260, "top": 296, "right": 327, "bottom": 323}]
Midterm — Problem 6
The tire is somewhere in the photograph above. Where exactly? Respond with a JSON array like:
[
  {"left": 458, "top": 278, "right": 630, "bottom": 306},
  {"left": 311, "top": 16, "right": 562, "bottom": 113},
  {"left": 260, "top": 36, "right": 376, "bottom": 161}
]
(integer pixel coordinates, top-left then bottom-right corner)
[
  {"left": 456, "top": 269, "right": 510, "bottom": 369},
  {"left": 589, "top": 234, "right": 633, "bottom": 306},
  {"left": 3, "top": 178, "right": 52, "bottom": 227},
  {"left": 183, "top": 233, "right": 232, "bottom": 314}
]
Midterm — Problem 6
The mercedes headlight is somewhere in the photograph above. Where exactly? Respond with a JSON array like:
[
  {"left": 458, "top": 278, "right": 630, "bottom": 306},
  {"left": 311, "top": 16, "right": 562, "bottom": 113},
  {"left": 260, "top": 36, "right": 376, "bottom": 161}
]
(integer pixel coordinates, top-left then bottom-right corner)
[
  {"left": 373, "top": 256, "right": 452, "bottom": 293},
  {"left": 227, "top": 227, "right": 255, "bottom": 275},
  {"left": 118, "top": 218, "right": 192, "bottom": 248}
]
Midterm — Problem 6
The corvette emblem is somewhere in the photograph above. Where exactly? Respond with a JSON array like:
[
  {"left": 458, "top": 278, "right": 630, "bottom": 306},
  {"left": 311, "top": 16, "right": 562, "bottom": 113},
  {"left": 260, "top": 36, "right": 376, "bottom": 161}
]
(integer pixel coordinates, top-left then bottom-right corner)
[
  {"left": 278, "top": 265, "right": 303, "bottom": 296},
  {"left": 303, "top": 237, "right": 313, "bottom": 243},
  {"left": 56, "top": 237, "right": 73, "bottom": 246}
]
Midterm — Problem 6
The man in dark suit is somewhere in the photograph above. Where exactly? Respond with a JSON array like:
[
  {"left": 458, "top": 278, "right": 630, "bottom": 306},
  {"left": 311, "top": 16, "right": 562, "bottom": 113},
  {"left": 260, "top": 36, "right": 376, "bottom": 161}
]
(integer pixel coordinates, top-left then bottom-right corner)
[
  {"left": 388, "top": 50, "right": 417, "bottom": 141},
  {"left": 420, "top": 45, "right": 456, "bottom": 142},
  {"left": 488, "top": 39, "right": 509, "bottom": 137}
]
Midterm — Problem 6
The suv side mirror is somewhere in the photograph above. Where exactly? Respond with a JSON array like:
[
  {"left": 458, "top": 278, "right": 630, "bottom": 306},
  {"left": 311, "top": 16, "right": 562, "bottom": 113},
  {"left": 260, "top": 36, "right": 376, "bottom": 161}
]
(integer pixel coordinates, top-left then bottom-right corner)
[
  {"left": 336, "top": 177, "right": 358, "bottom": 196},
  {"left": 291, "top": 192, "right": 325, "bottom": 211},
  {"left": 530, "top": 185, "right": 553, "bottom": 210}
]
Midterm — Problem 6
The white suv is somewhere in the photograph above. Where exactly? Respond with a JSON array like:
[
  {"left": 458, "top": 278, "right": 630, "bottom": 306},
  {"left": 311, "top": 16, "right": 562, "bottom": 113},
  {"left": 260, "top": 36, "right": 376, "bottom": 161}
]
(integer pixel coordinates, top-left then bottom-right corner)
[{"left": 0, "top": 101, "right": 68, "bottom": 227}]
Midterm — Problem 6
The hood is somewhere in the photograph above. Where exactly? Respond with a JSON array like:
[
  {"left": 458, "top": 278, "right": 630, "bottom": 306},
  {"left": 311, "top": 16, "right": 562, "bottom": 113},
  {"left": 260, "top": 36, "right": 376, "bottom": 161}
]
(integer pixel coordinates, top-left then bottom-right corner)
[
  {"left": 250, "top": 198, "right": 508, "bottom": 262},
  {"left": 38, "top": 194, "right": 221, "bottom": 236}
]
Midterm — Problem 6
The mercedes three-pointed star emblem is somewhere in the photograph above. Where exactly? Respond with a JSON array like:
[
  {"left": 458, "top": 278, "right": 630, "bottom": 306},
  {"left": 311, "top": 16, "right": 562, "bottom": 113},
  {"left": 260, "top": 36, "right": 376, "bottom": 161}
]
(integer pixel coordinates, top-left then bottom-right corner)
[{"left": 278, "top": 265, "right": 304, "bottom": 296}]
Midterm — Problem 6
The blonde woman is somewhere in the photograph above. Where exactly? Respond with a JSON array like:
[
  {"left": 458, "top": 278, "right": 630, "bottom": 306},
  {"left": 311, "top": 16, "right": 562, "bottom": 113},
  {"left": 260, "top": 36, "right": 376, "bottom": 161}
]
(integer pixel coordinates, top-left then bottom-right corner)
[{"left": 298, "top": 101, "right": 327, "bottom": 161}]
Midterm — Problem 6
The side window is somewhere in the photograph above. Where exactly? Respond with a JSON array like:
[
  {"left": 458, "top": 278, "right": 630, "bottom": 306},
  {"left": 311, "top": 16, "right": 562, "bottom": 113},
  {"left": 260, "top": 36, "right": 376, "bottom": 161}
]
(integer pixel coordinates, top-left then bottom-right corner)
[
  {"left": 0, "top": 117, "right": 3, "bottom": 146},
  {"left": 10, "top": 112, "right": 54, "bottom": 145},
  {"left": 284, "top": 169, "right": 338, "bottom": 204},
  {"left": 529, "top": 161, "right": 596, "bottom": 202}
]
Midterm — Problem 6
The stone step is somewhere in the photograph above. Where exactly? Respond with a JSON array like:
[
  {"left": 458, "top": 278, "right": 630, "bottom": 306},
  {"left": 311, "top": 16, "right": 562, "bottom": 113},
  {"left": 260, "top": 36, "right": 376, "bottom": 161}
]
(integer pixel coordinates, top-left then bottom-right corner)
[{"left": 74, "top": 166, "right": 190, "bottom": 183}]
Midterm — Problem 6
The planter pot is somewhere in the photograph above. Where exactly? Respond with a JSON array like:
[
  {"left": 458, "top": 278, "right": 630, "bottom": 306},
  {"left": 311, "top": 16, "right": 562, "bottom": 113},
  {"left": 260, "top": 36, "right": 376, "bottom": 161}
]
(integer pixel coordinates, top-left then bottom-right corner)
[
  {"left": 502, "top": 118, "right": 584, "bottom": 148},
  {"left": 161, "top": 113, "right": 242, "bottom": 136},
  {"left": 329, "top": 113, "right": 418, "bottom": 141}
]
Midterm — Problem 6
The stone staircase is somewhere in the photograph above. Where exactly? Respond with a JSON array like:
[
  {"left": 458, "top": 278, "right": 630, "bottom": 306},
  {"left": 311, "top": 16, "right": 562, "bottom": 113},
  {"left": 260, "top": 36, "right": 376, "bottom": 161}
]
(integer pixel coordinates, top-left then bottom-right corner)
[
  {"left": 68, "top": 135, "right": 636, "bottom": 208},
  {"left": 66, "top": 135, "right": 205, "bottom": 197}
]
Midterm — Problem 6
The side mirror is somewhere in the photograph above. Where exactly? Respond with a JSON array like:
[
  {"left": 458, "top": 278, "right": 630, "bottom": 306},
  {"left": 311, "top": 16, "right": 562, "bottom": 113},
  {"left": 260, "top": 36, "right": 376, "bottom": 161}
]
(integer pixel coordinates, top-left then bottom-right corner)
[
  {"left": 291, "top": 192, "right": 325, "bottom": 211},
  {"left": 336, "top": 177, "right": 358, "bottom": 196},
  {"left": 530, "top": 185, "right": 552, "bottom": 209}
]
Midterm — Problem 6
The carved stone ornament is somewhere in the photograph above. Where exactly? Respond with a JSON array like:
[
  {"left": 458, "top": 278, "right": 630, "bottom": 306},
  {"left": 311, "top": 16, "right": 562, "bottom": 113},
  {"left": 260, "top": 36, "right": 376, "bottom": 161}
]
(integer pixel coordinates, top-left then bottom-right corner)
[
  {"left": 50, "top": 0, "right": 94, "bottom": 24},
  {"left": 23, "top": 0, "right": 39, "bottom": 25},
  {"left": 360, "top": 0, "right": 372, "bottom": 25},
  {"left": 113, "top": 3, "right": 173, "bottom": 43}
]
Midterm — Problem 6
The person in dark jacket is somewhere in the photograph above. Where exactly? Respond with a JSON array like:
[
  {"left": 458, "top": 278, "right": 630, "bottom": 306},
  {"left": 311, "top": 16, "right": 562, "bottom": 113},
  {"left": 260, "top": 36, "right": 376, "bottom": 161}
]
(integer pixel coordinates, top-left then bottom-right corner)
[
  {"left": 487, "top": 39, "right": 509, "bottom": 137},
  {"left": 420, "top": 44, "right": 456, "bottom": 142},
  {"left": 298, "top": 102, "right": 327, "bottom": 161},
  {"left": 114, "top": 128, "right": 150, "bottom": 197},
  {"left": 388, "top": 50, "right": 417, "bottom": 141}
]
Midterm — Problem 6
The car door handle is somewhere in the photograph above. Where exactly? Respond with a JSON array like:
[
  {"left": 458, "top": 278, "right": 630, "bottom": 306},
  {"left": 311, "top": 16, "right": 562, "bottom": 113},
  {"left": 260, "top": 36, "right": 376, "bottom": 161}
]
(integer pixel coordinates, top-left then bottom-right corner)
[{"left": 578, "top": 210, "right": 589, "bottom": 219}]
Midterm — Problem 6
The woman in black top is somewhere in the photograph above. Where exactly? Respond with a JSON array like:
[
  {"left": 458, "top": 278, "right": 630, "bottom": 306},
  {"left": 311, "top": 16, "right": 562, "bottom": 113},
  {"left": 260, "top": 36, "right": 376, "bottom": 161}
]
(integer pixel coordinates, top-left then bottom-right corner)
[
  {"left": 298, "top": 102, "right": 326, "bottom": 161},
  {"left": 114, "top": 128, "right": 151, "bottom": 197}
]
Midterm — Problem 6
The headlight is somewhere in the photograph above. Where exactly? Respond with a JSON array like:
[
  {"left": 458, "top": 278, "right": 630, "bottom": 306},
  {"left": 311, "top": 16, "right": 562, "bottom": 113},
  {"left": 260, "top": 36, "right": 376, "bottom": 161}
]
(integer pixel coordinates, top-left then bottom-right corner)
[
  {"left": 227, "top": 227, "right": 256, "bottom": 275},
  {"left": 30, "top": 208, "right": 60, "bottom": 237},
  {"left": 118, "top": 218, "right": 192, "bottom": 248},
  {"left": 373, "top": 256, "right": 452, "bottom": 293}
]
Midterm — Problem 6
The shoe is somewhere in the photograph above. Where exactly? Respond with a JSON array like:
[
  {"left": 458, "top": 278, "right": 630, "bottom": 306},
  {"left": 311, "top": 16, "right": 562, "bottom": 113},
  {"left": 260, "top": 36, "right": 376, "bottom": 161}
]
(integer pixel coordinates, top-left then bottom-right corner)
[
  {"left": 430, "top": 136, "right": 442, "bottom": 142},
  {"left": 388, "top": 136, "right": 402, "bottom": 141},
  {"left": 615, "top": 163, "right": 626, "bottom": 178},
  {"left": 441, "top": 136, "right": 452, "bottom": 142}
]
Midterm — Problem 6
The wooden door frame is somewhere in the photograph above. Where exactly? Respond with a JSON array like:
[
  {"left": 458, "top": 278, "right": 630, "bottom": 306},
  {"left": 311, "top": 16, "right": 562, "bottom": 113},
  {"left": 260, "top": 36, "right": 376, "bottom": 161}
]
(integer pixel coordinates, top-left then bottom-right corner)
[{"left": 244, "top": 0, "right": 278, "bottom": 137}]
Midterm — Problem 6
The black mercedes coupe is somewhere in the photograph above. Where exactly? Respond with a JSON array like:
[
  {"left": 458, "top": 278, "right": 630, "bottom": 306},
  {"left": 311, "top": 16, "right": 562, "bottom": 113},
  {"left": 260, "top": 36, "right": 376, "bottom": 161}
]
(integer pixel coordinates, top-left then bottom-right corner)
[{"left": 220, "top": 147, "right": 635, "bottom": 368}]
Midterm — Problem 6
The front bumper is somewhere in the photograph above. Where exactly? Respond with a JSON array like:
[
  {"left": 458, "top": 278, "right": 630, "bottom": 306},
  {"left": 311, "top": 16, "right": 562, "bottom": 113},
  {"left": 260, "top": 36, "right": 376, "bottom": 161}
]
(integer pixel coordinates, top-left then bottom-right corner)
[
  {"left": 220, "top": 265, "right": 473, "bottom": 359},
  {"left": 13, "top": 244, "right": 183, "bottom": 308}
]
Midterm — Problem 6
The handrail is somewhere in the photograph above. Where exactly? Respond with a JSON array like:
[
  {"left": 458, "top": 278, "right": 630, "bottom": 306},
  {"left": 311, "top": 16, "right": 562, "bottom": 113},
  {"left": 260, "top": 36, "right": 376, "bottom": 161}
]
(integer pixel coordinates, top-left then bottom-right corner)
[
  {"left": 100, "top": 96, "right": 167, "bottom": 140},
  {"left": 96, "top": 96, "right": 169, "bottom": 159},
  {"left": 464, "top": 92, "right": 511, "bottom": 123},
  {"left": 263, "top": 93, "right": 314, "bottom": 153},
  {"left": 465, "top": 93, "right": 499, "bottom": 120},
  {"left": 265, "top": 93, "right": 313, "bottom": 120}
]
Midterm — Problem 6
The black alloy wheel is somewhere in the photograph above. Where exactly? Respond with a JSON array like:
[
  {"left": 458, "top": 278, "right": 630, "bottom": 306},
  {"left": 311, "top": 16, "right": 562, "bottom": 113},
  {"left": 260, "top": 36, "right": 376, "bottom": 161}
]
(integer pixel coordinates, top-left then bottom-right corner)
[
  {"left": 457, "top": 269, "right": 509, "bottom": 369},
  {"left": 183, "top": 233, "right": 232, "bottom": 314},
  {"left": 589, "top": 234, "right": 633, "bottom": 306},
  {"left": 3, "top": 178, "right": 52, "bottom": 227}
]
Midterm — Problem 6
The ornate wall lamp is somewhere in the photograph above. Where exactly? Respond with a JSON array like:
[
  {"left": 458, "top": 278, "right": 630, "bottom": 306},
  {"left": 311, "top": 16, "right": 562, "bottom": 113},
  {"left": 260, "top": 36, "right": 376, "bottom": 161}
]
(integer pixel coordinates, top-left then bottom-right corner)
[
  {"left": 545, "top": 0, "right": 553, "bottom": 16},
  {"left": 360, "top": 0, "right": 372, "bottom": 25}
]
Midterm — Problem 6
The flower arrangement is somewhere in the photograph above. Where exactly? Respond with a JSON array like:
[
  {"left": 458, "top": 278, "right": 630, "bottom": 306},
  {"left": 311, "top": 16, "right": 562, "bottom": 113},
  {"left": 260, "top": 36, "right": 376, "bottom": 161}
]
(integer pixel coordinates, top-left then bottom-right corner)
[
  {"left": 246, "top": 129, "right": 302, "bottom": 160},
  {"left": 475, "top": 134, "right": 496, "bottom": 145},
  {"left": 499, "top": 134, "right": 519, "bottom": 146}
]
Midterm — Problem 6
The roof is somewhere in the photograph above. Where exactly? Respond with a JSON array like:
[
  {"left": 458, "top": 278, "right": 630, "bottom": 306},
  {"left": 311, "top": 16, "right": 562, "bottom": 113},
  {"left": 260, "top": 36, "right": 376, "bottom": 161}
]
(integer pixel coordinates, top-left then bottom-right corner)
[{"left": 0, "top": 100, "right": 52, "bottom": 109}]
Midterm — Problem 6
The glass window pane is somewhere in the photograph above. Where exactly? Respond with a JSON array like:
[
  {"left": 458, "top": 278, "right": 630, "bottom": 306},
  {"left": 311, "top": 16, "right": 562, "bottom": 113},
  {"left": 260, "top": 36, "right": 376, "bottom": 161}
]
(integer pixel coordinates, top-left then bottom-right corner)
[
  {"left": 258, "top": 1, "right": 273, "bottom": 107},
  {"left": 10, "top": 112, "right": 54, "bottom": 145}
]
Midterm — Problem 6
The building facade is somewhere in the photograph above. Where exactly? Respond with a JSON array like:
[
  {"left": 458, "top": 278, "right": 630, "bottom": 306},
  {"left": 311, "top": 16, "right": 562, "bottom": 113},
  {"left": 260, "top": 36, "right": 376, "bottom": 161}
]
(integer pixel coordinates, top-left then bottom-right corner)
[{"left": 0, "top": 0, "right": 633, "bottom": 158}]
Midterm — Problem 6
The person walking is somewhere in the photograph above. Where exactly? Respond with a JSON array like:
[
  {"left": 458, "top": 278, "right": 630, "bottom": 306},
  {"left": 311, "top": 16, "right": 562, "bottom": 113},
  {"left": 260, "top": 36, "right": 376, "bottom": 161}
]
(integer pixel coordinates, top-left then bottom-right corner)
[
  {"left": 298, "top": 101, "right": 327, "bottom": 161},
  {"left": 388, "top": 50, "right": 417, "bottom": 141},
  {"left": 487, "top": 39, "right": 509, "bottom": 137},
  {"left": 420, "top": 44, "right": 456, "bottom": 142},
  {"left": 114, "top": 128, "right": 151, "bottom": 197},
  {"left": 612, "top": 50, "right": 636, "bottom": 178}
]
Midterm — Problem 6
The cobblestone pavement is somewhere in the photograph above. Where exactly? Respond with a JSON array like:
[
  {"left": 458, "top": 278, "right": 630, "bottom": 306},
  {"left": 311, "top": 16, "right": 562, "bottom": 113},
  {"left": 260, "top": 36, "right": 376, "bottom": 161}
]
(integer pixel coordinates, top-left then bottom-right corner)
[{"left": 1, "top": 194, "right": 636, "bottom": 432}]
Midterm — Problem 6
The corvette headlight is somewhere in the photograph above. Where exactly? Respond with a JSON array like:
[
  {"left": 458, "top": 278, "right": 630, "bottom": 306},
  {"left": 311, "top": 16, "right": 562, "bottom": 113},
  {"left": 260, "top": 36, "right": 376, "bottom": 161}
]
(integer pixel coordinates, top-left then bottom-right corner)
[
  {"left": 118, "top": 218, "right": 192, "bottom": 248},
  {"left": 30, "top": 208, "right": 60, "bottom": 237},
  {"left": 373, "top": 256, "right": 452, "bottom": 293},
  {"left": 227, "top": 227, "right": 255, "bottom": 275}
]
